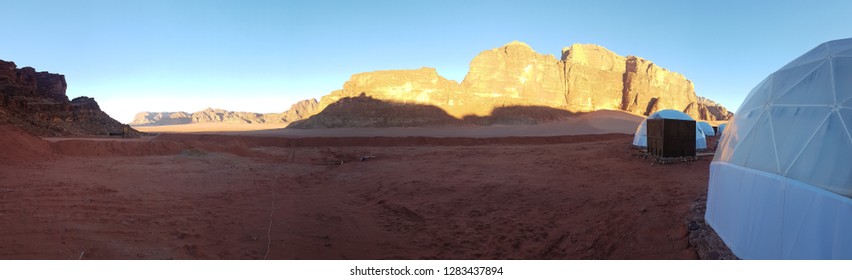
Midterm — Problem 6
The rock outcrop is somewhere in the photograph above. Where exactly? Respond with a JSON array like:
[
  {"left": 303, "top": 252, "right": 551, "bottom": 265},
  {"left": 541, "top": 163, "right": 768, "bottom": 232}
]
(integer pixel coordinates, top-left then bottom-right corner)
[
  {"left": 562, "top": 44, "right": 627, "bottom": 112},
  {"left": 292, "top": 94, "right": 459, "bottom": 128},
  {"left": 317, "top": 68, "right": 460, "bottom": 114},
  {"left": 459, "top": 41, "right": 566, "bottom": 115},
  {"left": 622, "top": 56, "right": 697, "bottom": 117},
  {"left": 132, "top": 99, "right": 319, "bottom": 126},
  {"left": 691, "top": 96, "right": 734, "bottom": 122},
  {"left": 131, "top": 112, "right": 192, "bottom": 125},
  {"left": 288, "top": 94, "right": 578, "bottom": 128},
  {"left": 300, "top": 41, "right": 731, "bottom": 128},
  {"left": 0, "top": 59, "right": 139, "bottom": 136},
  {"left": 189, "top": 108, "right": 266, "bottom": 124},
  {"left": 263, "top": 98, "right": 321, "bottom": 123}
]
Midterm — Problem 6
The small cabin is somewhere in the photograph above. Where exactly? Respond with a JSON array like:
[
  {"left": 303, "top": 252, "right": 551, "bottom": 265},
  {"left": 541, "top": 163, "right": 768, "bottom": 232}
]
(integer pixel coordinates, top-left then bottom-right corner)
[{"left": 646, "top": 118, "right": 696, "bottom": 158}]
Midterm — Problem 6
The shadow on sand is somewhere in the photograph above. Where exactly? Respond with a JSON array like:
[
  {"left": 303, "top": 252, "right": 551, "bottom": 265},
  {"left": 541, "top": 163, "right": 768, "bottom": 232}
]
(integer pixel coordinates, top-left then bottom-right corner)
[{"left": 287, "top": 93, "right": 582, "bottom": 129}]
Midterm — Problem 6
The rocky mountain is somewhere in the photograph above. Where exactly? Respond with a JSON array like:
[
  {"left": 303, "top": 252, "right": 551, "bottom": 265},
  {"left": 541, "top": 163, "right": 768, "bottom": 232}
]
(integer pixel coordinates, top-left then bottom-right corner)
[
  {"left": 262, "top": 98, "right": 320, "bottom": 123},
  {"left": 131, "top": 99, "right": 319, "bottom": 126},
  {"left": 298, "top": 41, "right": 732, "bottom": 128},
  {"left": 188, "top": 108, "right": 266, "bottom": 124},
  {"left": 692, "top": 96, "right": 732, "bottom": 122},
  {"left": 131, "top": 111, "right": 191, "bottom": 125},
  {"left": 0, "top": 59, "right": 140, "bottom": 137}
]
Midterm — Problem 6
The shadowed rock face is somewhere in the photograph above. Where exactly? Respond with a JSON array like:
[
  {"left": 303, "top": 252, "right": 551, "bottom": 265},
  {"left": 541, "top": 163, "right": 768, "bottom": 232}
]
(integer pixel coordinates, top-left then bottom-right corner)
[
  {"left": 315, "top": 41, "right": 733, "bottom": 122},
  {"left": 292, "top": 94, "right": 460, "bottom": 128},
  {"left": 289, "top": 93, "right": 582, "bottom": 128},
  {"left": 0, "top": 59, "right": 138, "bottom": 136}
]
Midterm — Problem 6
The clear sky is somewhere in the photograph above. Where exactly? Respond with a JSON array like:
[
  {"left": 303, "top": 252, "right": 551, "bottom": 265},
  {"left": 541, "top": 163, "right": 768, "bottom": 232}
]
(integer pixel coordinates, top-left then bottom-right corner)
[{"left": 3, "top": 0, "right": 852, "bottom": 123}]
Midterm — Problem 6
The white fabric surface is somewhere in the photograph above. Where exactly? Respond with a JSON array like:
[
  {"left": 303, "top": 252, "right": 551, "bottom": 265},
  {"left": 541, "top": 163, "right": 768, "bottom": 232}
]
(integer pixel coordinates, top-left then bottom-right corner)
[
  {"left": 698, "top": 121, "right": 716, "bottom": 136},
  {"left": 708, "top": 38, "right": 852, "bottom": 259},
  {"left": 706, "top": 162, "right": 852, "bottom": 259}
]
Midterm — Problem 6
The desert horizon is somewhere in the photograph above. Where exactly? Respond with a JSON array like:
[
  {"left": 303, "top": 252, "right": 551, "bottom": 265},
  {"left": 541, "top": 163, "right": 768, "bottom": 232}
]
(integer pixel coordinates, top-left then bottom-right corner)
[
  {"left": 3, "top": 1, "right": 852, "bottom": 279},
  {"left": 0, "top": 50, "right": 737, "bottom": 261}
]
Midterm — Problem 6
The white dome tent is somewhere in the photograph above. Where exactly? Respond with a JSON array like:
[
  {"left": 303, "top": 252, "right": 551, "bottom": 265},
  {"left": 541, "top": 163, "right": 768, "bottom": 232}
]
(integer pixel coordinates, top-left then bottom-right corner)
[
  {"left": 717, "top": 123, "right": 727, "bottom": 135},
  {"left": 698, "top": 121, "right": 716, "bottom": 136},
  {"left": 632, "top": 109, "right": 708, "bottom": 150},
  {"left": 706, "top": 38, "right": 852, "bottom": 259}
]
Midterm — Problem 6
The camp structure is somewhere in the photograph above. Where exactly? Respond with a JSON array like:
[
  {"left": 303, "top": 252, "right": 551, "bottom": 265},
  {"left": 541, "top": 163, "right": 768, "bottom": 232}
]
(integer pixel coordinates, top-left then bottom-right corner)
[
  {"left": 717, "top": 123, "right": 727, "bottom": 135},
  {"left": 698, "top": 121, "right": 716, "bottom": 136},
  {"left": 632, "top": 109, "right": 707, "bottom": 150},
  {"left": 706, "top": 38, "right": 852, "bottom": 259}
]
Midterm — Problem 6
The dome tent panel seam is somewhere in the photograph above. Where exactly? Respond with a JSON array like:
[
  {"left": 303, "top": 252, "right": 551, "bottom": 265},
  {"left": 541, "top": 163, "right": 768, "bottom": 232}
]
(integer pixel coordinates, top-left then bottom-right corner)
[{"left": 782, "top": 112, "right": 832, "bottom": 176}]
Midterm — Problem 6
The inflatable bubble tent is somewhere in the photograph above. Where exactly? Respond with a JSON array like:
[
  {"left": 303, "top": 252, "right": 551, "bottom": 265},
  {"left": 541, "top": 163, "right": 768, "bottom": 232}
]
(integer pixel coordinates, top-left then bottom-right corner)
[
  {"left": 706, "top": 38, "right": 852, "bottom": 259},
  {"left": 717, "top": 123, "right": 727, "bottom": 135},
  {"left": 697, "top": 121, "right": 716, "bottom": 136}
]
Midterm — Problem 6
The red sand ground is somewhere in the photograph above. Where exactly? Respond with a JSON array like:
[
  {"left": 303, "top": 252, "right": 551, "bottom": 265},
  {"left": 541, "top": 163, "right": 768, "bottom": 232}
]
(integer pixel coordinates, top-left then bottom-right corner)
[{"left": 0, "top": 121, "right": 716, "bottom": 259}]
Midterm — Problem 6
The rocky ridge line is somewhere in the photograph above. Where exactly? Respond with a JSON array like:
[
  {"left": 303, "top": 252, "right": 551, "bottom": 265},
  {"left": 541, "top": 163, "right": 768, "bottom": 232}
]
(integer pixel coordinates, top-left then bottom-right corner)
[
  {"left": 303, "top": 41, "right": 731, "bottom": 128},
  {"left": 131, "top": 99, "right": 319, "bottom": 126},
  {"left": 0, "top": 59, "right": 140, "bottom": 136}
]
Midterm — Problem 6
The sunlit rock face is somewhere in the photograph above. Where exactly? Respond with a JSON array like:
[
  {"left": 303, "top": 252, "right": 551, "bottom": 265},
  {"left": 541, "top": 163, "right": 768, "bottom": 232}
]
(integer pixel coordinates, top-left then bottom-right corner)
[
  {"left": 459, "top": 41, "right": 566, "bottom": 116},
  {"left": 317, "top": 67, "right": 461, "bottom": 115},
  {"left": 562, "top": 44, "right": 626, "bottom": 113},
  {"left": 622, "top": 56, "right": 697, "bottom": 116},
  {"left": 693, "top": 96, "right": 733, "bottom": 122},
  {"left": 313, "top": 41, "right": 732, "bottom": 122}
]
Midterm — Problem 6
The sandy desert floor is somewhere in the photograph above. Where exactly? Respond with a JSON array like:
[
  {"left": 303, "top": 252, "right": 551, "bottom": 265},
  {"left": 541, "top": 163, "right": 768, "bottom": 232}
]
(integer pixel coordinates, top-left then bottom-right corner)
[
  {"left": 0, "top": 119, "right": 721, "bottom": 260},
  {"left": 133, "top": 110, "right": 647, "bottom": 137}
]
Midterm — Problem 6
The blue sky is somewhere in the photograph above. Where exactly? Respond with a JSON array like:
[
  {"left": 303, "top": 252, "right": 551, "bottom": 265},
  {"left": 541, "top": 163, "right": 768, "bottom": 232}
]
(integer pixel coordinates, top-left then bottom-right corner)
[{"left": 3, "top": 0, "right": 852, "bottom": 123}]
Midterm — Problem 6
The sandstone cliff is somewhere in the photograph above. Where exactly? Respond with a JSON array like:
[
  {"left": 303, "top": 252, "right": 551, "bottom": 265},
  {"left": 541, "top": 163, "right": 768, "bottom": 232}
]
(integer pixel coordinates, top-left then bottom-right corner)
[
  {"left": 132, "top": 99, "right": 319, "bottom": 126},
  {"left": 299, "top": 41, "right": 731, "bottom": 128},
  {"left": 0, "top": 59, "right": 139, "bottom": 136},
  {"left": 562, "top": 43, "right": 627, "bottom": 112},
  {"left": 317, "top": 68, "right": 460, "bottom": 114},
  {"left": 459, "top": 41, "right": 566, "bottom": 115},
  {"left": 623, "top": 56, "right": 697, "bottom": 117},
  {"left": 690, "top": 96, "right": 733, "bottom": 121}
]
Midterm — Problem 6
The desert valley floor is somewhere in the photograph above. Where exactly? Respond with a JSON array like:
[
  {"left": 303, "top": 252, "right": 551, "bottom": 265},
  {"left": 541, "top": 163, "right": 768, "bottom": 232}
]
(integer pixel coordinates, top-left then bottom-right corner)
[{"left": 0, "top": 111, "right": 721, "bottom": 259}]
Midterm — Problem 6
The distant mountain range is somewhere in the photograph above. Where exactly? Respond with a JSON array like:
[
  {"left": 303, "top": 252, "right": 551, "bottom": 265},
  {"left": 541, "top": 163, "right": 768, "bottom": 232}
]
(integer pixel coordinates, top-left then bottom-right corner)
[
  {"left": 130, "top": 99, "right": 318, "bottom": 126},
  {"left": 1, "top": 40, "right": 732, "bottom": 137}
]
